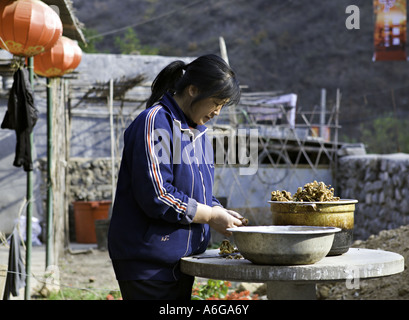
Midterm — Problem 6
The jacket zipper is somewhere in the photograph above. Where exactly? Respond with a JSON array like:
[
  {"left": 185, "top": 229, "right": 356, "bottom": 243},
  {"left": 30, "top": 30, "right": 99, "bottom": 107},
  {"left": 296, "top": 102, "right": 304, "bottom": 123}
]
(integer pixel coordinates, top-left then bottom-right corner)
[
  {"left": 192, "top": 137, "right": 207, "bottom": 243},
  {"left": 172, "top": 121, "right": 209, "bottom": 279}
]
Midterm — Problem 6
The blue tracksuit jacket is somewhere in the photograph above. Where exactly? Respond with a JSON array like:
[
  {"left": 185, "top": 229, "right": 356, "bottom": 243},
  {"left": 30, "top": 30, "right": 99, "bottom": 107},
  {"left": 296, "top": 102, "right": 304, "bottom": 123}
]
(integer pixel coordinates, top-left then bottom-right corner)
[{"left": 108, "top": 93, "right": 220, "bottom": 281}]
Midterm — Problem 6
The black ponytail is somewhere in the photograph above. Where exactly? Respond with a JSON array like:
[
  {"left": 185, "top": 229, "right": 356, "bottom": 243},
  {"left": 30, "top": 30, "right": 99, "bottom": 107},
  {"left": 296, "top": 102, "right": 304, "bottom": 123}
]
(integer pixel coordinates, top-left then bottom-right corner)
[
  {"left": 146, "top": 54, "right": 240, "bottom": 109},
  {"left": 146, "top": 60, "right": 186, "bottom": 108}
]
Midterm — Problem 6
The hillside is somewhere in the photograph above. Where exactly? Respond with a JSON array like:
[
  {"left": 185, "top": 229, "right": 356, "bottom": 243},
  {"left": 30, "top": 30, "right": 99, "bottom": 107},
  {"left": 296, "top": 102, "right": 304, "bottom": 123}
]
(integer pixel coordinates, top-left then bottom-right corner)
[{"left": 72, "top": 0, "right": 409, "bottom": 144}]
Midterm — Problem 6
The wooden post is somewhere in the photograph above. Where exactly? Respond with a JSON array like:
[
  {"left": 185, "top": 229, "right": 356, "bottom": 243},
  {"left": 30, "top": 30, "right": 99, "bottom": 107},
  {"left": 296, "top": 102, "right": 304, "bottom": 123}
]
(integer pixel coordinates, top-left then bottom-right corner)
[
  {"left": 320, "top": 88, "right": 326, "bottom": 140},
  {"left": 24, "top": 57, "right": 34, "bottom": 300},
  {"left": 333, "top": 88, "right": 341, "bottom": 191},
  {"left": 108, "top": 79, "right": 116, "bottom": 205},
  {"left": 46, "top": 77, "right": 53, "bottom": 268},
  {"left": 219, "top": 36, "right": 229, "bottom": 65},
  {"left": 219, "top": 36, "right": 237, "bottom": 127}
]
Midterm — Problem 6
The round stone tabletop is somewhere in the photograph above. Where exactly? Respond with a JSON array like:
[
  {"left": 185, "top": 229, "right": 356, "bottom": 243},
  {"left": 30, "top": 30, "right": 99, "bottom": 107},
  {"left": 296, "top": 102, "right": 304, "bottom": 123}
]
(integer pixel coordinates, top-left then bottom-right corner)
[{"left": 181, "top": 248, "right": 404, "bottom": 283}]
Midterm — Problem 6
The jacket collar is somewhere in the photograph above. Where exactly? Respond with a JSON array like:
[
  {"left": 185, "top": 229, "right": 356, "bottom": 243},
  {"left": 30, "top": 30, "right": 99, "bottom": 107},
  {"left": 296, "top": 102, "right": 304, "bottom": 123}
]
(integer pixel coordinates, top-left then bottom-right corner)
[{"left": 159, "top": 92, "right": 208, "bottom": 138}]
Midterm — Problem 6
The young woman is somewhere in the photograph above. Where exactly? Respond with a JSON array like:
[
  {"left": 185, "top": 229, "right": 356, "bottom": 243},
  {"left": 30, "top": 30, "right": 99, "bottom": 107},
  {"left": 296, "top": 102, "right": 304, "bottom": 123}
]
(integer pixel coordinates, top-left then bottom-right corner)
[{"left": 108, "top": 54, "right": 244, "bottom": 300}]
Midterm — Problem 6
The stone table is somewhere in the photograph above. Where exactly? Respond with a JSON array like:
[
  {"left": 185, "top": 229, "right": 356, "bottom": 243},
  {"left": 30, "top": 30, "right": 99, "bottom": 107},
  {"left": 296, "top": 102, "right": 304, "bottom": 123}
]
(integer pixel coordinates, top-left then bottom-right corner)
[{"left": 180, "top": 248, "right": 404, "bottom": 300}]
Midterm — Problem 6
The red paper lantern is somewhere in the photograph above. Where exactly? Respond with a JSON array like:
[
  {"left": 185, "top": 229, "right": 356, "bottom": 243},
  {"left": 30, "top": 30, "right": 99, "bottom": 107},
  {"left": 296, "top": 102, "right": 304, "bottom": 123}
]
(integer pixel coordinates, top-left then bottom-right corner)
[
  {"left": 33, "top": 36, "right": 82, "bottom": 77},
  {"left": 69, "top": 39, "right": 82, "bottom": 71},
  {"left": 0, "top": 0, "right": 62, "bottom": 57}
]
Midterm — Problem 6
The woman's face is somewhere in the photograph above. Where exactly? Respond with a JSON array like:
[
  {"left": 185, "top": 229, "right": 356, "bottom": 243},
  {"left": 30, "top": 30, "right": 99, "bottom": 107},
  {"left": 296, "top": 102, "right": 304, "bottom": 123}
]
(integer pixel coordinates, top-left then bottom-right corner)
[
  {"left": 175, "top": 85, "right": 229, "bottom": 126},
  {"left": 189, "top": 97, "right": 227, "bottom": 125}
]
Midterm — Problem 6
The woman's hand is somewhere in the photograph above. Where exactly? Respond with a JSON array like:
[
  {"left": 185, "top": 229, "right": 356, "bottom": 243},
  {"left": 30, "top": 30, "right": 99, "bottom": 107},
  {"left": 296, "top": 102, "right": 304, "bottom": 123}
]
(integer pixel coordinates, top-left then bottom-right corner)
[
  {"left": 226, "top": 209, "right": 249, "bottom": 226},
  {"left": 193, "top": 204, "right": 244, "bottom": 237},
  {"left": 208, "top": 206, "right": 244, "bottom": 237}
]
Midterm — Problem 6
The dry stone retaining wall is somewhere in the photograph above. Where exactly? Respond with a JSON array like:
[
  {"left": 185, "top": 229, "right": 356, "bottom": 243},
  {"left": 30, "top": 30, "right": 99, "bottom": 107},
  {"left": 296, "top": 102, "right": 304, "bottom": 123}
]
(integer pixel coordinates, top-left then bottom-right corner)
[{"left": 337, "top": 153, "right": 409, "bottom": 240}]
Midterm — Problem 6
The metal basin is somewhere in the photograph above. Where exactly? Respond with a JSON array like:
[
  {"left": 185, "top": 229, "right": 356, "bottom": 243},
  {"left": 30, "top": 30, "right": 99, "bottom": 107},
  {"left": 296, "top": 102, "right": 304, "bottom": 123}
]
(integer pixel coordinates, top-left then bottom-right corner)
[
  {"left": 270, "top": 199, "right": 358, "bottom": 256},
  {"left": 227, "top": 225, "right": 340, "bottom": 265}
]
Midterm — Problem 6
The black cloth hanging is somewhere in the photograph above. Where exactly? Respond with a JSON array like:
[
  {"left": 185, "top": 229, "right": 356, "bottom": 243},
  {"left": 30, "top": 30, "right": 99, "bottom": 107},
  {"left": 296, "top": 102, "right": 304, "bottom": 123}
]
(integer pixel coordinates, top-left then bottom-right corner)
[
  {"left": 1, "top": 67, "right": 38, "bottom": 171},
  {"left": 2, "top": 228, "right": 26, "bottom": 300}
]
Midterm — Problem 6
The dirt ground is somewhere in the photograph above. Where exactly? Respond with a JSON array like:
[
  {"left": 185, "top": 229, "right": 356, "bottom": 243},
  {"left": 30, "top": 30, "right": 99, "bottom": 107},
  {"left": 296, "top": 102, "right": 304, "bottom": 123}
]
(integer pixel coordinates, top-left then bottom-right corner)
[
  {"left": 57, "top": 246, "right": 120, "bottom": 299},
  {"left": 318, "top": 225, "right": 409, "bottom": 300},
  {"left": 56, "top": 225, "right": 409, "bottom": 300}
]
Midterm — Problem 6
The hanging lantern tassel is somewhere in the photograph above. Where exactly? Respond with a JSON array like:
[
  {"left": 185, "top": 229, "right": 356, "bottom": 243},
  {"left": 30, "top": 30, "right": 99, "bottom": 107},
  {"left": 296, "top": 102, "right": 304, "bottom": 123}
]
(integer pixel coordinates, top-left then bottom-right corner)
[
  {"left": 33, "top": 36, "right": 82, "bottom": 78},
  {"left": 0, "top": 0, "right": 62, "bottom": 57}
]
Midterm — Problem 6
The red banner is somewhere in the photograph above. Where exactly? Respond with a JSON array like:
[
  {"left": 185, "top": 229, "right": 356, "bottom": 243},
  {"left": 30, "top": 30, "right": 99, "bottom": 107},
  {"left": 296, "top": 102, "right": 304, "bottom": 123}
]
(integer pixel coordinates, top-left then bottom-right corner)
[{"left": 373, "top": 0, "right": 407, "bottom": 61}]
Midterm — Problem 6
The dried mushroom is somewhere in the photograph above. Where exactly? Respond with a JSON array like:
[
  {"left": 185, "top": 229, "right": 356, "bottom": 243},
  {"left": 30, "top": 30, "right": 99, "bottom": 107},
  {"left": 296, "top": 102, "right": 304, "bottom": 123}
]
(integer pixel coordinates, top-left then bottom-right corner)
[
  {"left": 219, "top": 239, "right": 239, "bottom": 255},
  {"left": 271, "top": 190, "right": 293, "bottom": 201},
  {"left": 270, "top": 181, "right": 340, "bottom": 202},
  {"left": 225, "top": 254, "right": 243, "bottom": 259},
  {"left": 293, "top": 181, "right": 340, "bottom": 202},
  {"left": 219, "top": 240, "right": 243, "bottom": 259},
  {"left": 240, "top": 217, "right": 249, "bottom": 226}
]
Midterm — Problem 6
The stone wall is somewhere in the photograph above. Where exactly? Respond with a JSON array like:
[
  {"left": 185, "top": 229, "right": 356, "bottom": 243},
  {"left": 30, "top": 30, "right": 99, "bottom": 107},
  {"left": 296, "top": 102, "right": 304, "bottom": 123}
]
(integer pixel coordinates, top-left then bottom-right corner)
[
  {"left": 61, "top": 154, "right": 409, "bottom": 242},
  {"left": 39, "top": 157, "right": 116, "bottom": 242},
  {"left": 337, "top": 153, "right": 409, "bottom": 240},
  {"left": 65, "top": 158, "right": 118, "bottom": 242},
  {"left": 67, "top": 157, "right": 119, "bottom": 202}
]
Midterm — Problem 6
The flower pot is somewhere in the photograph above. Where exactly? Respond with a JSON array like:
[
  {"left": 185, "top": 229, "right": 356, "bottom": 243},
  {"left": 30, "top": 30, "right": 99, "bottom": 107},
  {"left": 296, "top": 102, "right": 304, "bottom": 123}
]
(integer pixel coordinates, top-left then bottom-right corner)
[
  {"left": 73, "top": 201, "right": 111, "bottom": 243},
  {"left": 94, "top": 219, "right": 110, "bottom": 251}
]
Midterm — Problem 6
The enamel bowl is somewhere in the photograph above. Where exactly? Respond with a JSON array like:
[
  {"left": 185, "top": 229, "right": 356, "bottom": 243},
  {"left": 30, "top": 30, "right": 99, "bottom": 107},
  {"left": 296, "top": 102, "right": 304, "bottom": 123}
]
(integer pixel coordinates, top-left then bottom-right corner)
[{"left": 227, "top": 225, "right": 340, "bottom": 265}]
